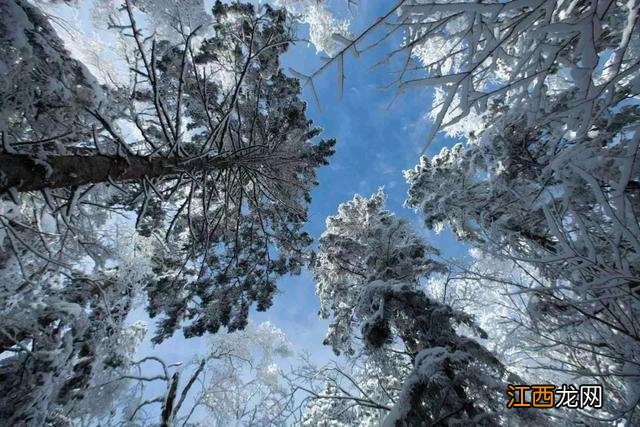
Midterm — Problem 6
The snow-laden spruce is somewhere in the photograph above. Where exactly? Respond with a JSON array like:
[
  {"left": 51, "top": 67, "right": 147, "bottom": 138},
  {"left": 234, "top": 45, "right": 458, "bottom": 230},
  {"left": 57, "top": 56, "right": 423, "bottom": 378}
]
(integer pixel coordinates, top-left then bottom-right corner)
[{"left": 312, "top": 190, "right": 542, "bottom": 426}]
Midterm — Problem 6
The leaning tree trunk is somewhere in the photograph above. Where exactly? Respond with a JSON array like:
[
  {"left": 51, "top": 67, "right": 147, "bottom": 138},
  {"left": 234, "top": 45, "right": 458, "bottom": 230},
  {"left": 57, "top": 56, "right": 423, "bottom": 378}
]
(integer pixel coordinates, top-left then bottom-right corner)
[
  {"left": 0, "top": 153, "right": 230, "bottom": 193},
  {"left": 161, "top": 372, "right": 180, "bottom": 427}
]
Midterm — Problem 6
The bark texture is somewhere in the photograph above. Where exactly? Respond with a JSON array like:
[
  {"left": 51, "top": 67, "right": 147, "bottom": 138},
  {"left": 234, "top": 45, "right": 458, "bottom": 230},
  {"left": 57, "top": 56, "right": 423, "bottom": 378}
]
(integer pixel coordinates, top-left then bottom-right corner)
[{"left": 0, "top": 154, "right": 229, "bottom": 192}]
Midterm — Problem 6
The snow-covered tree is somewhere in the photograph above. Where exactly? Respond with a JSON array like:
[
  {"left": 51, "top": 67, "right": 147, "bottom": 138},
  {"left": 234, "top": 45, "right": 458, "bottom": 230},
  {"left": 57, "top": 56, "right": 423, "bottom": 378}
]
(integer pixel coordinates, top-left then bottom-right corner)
[
  {"left": 302, "top": 0, "right": 639, "bottom": 143},
  {"left": 311, "top": 190, "right": 538, "bottom": 425},
  {"left": 0, "top": 266, "right": 149, "bottom": 425},
  {"left": 1, "top": 0, "right": 333, "bottom": 336},
  {"left": 291, "top": 1, "right": 640, "bottom": 422},
  {"left": 0, "top": 0, "right": 106, "bottom": 152},
  {"left": 273, "top": 0, "right": 351, "bottom": 56},
  {"left": 109, "top": 321, "right": 293, "bottom": 426},
  {"left": 287, "top": 351, "right": 409, "bottom": 426},
  {"left": 0, "top": 0, "right": 333, "bottom": 422},
  {"left": 403, "top": 58, "right": 640, "bottom": 425},
  {"left": 428, "top": 249, "right": 640, "bottom": 424}
]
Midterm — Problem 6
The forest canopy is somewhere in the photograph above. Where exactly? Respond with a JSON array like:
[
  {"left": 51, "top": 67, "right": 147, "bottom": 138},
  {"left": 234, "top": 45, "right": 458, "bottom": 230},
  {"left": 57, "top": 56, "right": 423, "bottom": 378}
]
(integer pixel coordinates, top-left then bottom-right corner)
[{"left": 0, "top": 0, "right": 639, "bottom": 425}]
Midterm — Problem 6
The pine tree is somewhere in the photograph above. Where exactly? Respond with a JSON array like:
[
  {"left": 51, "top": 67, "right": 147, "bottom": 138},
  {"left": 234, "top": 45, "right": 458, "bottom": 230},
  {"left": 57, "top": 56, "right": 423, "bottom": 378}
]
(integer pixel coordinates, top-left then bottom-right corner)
[
  {"left": 313, "top": 191, "right": 536, "bottom": 425},
  {"left": 0, "top": 1, "right": 333, "bottom": 422},
  {"left": 1, "top": 0, "right": 333, "bottom": 338}
]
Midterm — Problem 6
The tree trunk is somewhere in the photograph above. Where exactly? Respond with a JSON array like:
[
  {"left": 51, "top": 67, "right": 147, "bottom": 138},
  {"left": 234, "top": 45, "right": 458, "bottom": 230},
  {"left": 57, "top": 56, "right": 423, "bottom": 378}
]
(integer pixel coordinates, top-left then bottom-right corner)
[
  {"left": 0, "top": 153, "right": 230, "bottom": 193},
  {"left": 161, "top": 372, "right": 180, "bottom": 427}
]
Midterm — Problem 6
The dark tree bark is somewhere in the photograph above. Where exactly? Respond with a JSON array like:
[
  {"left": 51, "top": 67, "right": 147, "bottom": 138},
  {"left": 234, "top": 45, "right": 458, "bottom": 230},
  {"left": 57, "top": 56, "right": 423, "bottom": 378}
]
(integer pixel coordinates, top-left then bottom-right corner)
[
  {"left": 0, "top": 153, "right": 230, "bottom": 193},
  {"left": 161, "top": 372, "right": 180, "bottom": 427}
]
